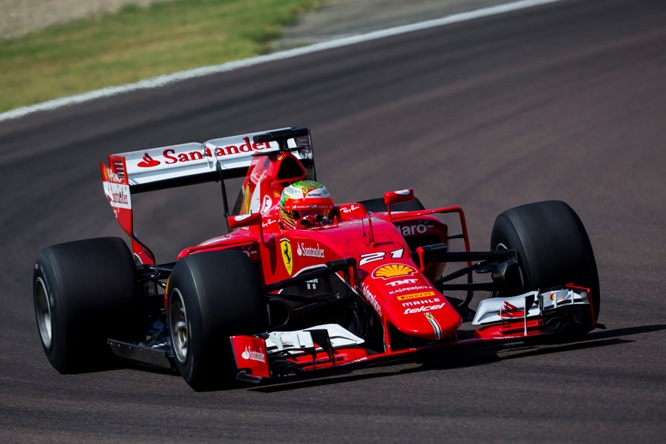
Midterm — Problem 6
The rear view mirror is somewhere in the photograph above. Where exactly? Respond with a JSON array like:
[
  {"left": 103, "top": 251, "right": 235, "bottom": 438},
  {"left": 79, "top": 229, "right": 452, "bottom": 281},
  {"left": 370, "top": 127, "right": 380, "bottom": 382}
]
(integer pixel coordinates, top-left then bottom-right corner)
[
  {"left": 384, "top": 189, "right": 414, "bottom": 206},
  {"left": 384, "top": 189, "right": 415, "bottom": 221}
]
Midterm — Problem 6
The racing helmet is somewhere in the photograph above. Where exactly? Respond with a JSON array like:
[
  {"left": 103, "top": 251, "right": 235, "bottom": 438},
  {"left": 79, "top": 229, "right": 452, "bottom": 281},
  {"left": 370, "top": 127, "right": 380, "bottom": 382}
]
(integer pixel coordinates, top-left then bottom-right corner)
[{"left": 279, "top": 180, "right": 334, "bottom": 229}]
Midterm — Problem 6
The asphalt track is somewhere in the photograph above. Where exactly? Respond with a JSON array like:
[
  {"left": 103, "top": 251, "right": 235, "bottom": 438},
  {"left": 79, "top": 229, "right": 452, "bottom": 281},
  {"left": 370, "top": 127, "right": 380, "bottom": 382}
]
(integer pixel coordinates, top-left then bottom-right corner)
[{"left": 1, "top": 0, "right": 665, "bottom": 441}]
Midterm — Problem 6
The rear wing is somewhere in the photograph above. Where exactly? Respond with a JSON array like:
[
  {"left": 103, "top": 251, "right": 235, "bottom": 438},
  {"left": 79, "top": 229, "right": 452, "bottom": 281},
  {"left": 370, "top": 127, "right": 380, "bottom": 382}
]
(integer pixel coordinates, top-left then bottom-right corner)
[
  {"left": 102, "top": 127, "right": 313, "bottom": 193},
  {"left": 100, "top": 127, "right": 314, "bottom": 264}
]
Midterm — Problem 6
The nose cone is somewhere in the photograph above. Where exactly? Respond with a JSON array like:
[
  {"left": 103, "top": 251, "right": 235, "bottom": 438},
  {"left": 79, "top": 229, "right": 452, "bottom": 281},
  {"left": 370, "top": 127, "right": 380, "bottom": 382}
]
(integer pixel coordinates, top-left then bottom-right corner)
[
  {"left": 362, "top": 266, "right": 462, "bottom": 341},
  {"left": 397, "top": 297, "right": 462, "bottom": 341}
]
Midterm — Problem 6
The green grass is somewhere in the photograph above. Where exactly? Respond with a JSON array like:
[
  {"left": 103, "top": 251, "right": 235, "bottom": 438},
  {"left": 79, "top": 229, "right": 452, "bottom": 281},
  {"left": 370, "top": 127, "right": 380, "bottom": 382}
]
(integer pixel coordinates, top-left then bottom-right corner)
[{"left": 0, "top": 0, "right": 325, "bottom": 113}]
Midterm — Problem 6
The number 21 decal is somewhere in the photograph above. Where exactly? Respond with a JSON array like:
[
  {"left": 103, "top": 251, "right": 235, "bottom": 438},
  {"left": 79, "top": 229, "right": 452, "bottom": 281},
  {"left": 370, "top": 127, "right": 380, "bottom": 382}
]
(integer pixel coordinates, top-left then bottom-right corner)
[{"left": 359, "top": 249, "right": 404, "bottom": 266}]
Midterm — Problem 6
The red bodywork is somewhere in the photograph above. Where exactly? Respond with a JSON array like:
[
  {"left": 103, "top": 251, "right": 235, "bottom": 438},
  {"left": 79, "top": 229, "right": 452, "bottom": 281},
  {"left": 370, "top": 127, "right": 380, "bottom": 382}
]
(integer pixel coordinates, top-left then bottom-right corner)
[
  {"left": 100, "top": 128, "right": 594, "bottom": 382},
  {"left": 185, "top": 151, "right": 463, "bottom": 342}
]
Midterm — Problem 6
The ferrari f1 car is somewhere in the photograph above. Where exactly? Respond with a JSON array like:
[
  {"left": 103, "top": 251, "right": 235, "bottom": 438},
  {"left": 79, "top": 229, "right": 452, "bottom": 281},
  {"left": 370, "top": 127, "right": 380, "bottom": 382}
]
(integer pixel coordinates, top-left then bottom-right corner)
[{"left": 33, "top": 127, "right": 600, "bottom": 391}]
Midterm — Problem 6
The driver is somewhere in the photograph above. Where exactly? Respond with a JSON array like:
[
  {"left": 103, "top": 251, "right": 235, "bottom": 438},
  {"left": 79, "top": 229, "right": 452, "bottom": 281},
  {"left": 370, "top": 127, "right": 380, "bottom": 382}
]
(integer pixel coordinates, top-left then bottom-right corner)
[{"left": 278, "top": 180, "right": 334, "bottom": 229}]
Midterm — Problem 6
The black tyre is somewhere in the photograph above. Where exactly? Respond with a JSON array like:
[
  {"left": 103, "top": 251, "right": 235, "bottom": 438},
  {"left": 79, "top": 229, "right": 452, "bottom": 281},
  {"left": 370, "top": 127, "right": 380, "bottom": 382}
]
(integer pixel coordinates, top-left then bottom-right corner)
[
  {"left": 33, "top": 237, "right": 138, "bottom": 373},
  {"left": 359, "top": 196, "right": 425, "bottom": 212},
  {"left": 491, "top": 200, "right": 600, "bottom": 321},
  {"left": 167, "top": 249, "right": 269, "bottom": 391}
]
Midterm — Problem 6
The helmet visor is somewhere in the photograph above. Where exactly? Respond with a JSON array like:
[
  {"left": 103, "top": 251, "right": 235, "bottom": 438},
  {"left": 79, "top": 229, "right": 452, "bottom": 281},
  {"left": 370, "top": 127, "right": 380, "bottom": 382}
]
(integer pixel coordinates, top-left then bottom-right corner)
[{"left": 292, "top": 208, "right": 333, "bottom": 220}]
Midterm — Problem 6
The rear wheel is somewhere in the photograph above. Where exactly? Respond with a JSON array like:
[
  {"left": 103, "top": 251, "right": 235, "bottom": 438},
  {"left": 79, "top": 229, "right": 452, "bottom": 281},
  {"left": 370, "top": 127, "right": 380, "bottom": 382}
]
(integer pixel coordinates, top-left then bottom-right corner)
[
  {"left": 33, "top": 237, "right": 138, "bottom": 373},
  {"left": 490, "top": 200, "right": 600, "bottom": 322},
  {"left": 167, "top": 249, "right": 269, "bottom": 391}
]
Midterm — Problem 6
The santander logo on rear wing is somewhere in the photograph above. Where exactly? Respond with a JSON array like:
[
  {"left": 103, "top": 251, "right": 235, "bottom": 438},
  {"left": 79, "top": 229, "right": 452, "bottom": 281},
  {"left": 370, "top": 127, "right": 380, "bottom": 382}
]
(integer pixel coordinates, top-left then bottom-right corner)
[
  {"left": 101, "top": 127, "right": 312, "bottom": 192},
  {"left": 124, "top": 137, "right": 273, "bottom": 186},
  {"left": 100, "top": 127, "right": 313, "bottom": 265},
  {"left": 110, "top": 131, "right": 286, "bottom": 190}
]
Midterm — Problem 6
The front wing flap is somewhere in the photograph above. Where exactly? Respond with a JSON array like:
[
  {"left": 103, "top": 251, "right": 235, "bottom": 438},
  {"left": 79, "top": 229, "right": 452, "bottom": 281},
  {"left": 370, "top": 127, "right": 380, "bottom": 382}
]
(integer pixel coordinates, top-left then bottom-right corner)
[
  {"left": 229, "top": 286, "right": 593, "bottom": 383},
  {"left": 473, "top": 288, "right": 590, "bottom": 325}
]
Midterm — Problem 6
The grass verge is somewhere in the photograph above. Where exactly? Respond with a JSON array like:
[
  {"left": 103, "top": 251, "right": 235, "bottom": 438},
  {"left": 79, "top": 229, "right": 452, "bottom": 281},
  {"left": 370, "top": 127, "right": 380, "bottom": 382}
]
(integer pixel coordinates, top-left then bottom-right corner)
[{"left": 0, "top": 0, "right": 325, "bottom": 113}]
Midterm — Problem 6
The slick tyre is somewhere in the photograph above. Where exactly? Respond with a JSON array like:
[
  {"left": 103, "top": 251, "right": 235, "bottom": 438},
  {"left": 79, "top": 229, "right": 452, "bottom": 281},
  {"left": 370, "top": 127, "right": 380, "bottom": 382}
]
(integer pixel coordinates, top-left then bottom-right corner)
[
  {"left": 167, "top": 250, "right": 269, "bottom": 391},
  {"left": 359, "top": 197, "right": 425, "bottom": 212},
  {"left": 33, "top": 237, "right": 138, "bottom": 373},
  {"left": 491, "top": 200, "right": 600, "bottom": 322}
]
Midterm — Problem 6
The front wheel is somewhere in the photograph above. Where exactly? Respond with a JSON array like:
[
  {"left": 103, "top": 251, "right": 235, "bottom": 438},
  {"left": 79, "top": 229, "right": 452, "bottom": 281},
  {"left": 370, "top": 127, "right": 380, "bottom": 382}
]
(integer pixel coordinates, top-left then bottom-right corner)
[
  {"left": 490, "top": 201, "right": 600, "bottom": 322},
  {"left": 167, "top": 249, "right": 269, "bottom": 391}
]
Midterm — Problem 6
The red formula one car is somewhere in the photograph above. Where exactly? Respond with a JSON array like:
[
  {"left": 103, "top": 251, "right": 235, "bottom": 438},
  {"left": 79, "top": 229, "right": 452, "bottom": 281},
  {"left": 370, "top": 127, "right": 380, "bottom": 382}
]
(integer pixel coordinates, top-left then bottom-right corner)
[{"left": 33, "top": 127, "right": 600, "bottom": 390}]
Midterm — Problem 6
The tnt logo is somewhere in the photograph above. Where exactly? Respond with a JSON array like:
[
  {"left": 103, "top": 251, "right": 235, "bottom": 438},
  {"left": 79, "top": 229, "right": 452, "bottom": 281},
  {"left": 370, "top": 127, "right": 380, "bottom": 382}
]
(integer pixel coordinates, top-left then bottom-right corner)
[{"left": 386, "top": 278, "right": 419, "bottom": 287}]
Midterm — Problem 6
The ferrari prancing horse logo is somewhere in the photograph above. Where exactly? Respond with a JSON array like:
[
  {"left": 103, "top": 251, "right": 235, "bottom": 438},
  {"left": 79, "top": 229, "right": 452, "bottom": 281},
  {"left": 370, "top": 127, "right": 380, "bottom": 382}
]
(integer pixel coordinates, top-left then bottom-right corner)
[{"left": 280, "top": 238, "right": 293, "bottom": 275}]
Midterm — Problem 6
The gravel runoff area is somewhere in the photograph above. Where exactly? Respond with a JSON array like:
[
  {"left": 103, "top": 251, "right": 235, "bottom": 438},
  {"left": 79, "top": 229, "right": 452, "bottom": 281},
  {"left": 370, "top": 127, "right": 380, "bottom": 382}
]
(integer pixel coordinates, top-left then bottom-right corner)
[
  {"left": 277, "top": 0, "right": 512, "bottom": 46},
  {"left": 1, "top": 0, "right": 509, "bottom": 40},
  {"left": 0, "top": 0, "right": 163, "bottom": 39}
]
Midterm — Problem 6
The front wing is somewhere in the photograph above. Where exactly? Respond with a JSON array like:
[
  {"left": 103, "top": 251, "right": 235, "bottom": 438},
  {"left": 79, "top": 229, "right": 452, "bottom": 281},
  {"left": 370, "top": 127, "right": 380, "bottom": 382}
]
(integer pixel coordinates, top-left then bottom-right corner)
[{"left": 230, "top": 285, "right": 594, "bottom": 382}]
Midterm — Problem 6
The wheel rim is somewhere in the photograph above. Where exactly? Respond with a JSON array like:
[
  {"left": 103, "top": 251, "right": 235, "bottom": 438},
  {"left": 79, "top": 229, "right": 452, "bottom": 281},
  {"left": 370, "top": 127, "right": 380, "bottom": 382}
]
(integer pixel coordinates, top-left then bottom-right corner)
[
  {"left": 495, "top": 242, "right": 525, "bottom": 292},
  {"left": 169, "top": 289, "right": 189, "bottom": 364},
  {"left": 34, "top": 277, "right": 53, "bottom": 349}
]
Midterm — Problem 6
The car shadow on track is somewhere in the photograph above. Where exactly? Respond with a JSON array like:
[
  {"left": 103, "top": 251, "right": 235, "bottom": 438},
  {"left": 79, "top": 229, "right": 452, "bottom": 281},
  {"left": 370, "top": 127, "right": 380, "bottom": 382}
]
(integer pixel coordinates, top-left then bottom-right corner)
[{"left": 249, "top": 323, "right": 666, "bottom": 393}]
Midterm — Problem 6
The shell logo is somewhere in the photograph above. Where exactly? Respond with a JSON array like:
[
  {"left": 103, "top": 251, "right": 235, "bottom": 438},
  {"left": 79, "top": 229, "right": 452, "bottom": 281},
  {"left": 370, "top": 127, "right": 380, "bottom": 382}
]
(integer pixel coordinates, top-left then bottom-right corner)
[{"left": 373, "top": 263, "right": 416, "bottom": 280}]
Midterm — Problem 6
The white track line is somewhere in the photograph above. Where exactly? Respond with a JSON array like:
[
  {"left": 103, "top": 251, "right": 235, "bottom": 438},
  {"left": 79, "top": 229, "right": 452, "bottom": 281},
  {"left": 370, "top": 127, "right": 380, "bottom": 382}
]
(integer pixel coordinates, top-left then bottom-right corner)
[{"left": 0, "top": 0, "right": 560, "bottom": 122}]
